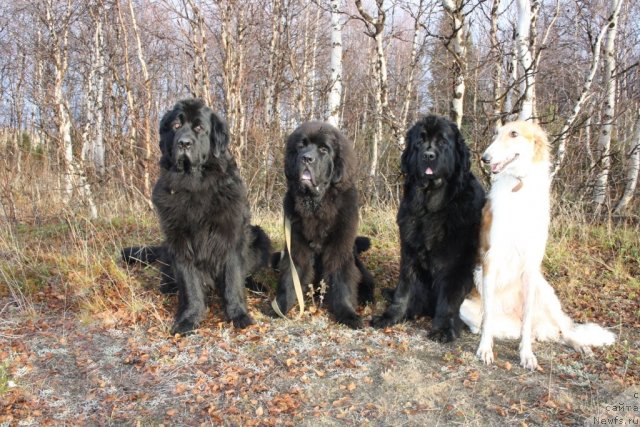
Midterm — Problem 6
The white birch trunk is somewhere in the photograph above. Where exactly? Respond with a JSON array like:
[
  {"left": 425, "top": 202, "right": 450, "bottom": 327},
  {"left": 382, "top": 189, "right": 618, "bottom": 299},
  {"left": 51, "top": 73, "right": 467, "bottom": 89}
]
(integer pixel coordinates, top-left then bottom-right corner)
[
  {"left": 264, "top": 0, "right": 282, "bottom": 126},
  {"left": 614, "top": 112, "right": 640, "bottom": 214},
  {"left": 504, "top": 39, "right": 519, "bottom": 120},
  {"left": 516, "top": 0, "right": 535, "bottom": 121},
  {"left": 308, "top": 8, "right": 321, "bottom": 120},
  {"left": 45, "top": 0, "right": 97, "bottom": 218},
  {"left": 442, "top": 0, "right": 466, "bottom": 128},
  {"left": 398, "top": 4, "right": 422, "bottom": 148},
  {"left": 327, "top": 0, "right": 343, "bottom": 128},
  {"left": 551, "top": 8, "right": 616, "bottom": 178},
  {"left": 128, "top": 0, "right": 152, "bottom": 199},
  {"left": 489, "top": 0, "right": 502, "bottom": 132},
  {"left": 593, "top": 0, "right": 622, "bottom": 210}
]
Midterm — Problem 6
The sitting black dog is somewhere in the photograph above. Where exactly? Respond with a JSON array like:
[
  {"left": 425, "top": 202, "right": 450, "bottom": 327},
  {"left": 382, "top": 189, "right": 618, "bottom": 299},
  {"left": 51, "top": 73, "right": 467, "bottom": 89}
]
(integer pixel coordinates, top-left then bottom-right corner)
[
  {"left": 273, "top": 122, "right": 374, "bottom": 328},
  {"left": 130, "top": 98, "right": 270, "bottom": 335},
  {"left": 372, "top": 116, "right": 485, "bottom": 342}
]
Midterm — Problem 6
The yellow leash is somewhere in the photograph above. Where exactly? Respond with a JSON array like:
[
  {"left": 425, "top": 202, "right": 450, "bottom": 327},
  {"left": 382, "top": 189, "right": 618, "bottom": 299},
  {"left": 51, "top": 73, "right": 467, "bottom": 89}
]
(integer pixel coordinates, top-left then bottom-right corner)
[{"left": 271, "top": 215, "right": 305, "bottom": 319}]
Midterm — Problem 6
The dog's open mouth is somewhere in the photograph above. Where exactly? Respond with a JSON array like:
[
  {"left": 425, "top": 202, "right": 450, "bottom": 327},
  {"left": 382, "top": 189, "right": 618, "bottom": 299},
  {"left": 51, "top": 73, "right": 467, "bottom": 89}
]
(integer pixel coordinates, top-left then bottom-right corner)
[
  {"left": 300, "top": 168, "right": 316, "bottom": 186},
  {"left": 490, "top": 153, "right": 519, "bottom": 174}
]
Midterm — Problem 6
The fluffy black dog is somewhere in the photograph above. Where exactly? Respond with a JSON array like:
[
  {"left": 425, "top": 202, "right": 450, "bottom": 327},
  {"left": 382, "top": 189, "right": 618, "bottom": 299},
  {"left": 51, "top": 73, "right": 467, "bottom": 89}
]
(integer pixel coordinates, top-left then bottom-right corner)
[
  {"left": 372, "top": 116, "right": 485, "bottom": 342},
  {"left": 273, "top": 122, "right": 374, "bottom": 328},
  {"left": 147, "top": 98, "right": 270, "bottom": 334}
]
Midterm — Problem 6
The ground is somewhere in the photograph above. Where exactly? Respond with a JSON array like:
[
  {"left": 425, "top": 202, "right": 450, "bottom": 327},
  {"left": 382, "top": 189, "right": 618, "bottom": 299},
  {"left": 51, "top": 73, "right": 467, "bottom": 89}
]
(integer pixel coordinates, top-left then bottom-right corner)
[{"left": 1, "top": 208, "right": 638, "bottom": 426}]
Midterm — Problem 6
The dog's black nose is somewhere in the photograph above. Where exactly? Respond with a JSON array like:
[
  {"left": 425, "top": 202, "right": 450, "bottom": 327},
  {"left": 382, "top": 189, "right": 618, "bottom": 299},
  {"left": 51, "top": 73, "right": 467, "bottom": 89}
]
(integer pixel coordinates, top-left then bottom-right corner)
[
  {"left": 481, "top": 153, "right": 491, "bottom": 164},
  {"left": 301, "top": 154, "right": 315, "bottom": 164},
  {"left": 424, "top": 150, "right": 436, "bottom": 161},
  {"left": 178, "top": 139, "right": 193, "bottom": 150}
]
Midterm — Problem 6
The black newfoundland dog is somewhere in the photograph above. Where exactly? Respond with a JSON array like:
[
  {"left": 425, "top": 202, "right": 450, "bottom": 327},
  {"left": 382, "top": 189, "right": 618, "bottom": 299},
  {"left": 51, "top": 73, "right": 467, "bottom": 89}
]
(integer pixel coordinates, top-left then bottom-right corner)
[
  {"left": 273, "top": 122, "right": 374, "bottom": 328},
  {"left": 372, "top": 116, "right": 485, "bottom": 342},
  {"left": 134, "top": 98, "right": 270, "bottom": 335}
]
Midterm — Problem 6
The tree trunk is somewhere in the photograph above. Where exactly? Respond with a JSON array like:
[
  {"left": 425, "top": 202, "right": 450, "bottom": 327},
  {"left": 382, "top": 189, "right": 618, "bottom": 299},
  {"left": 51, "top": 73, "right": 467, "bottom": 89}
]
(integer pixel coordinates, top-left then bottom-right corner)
[
  {"left": 264, "top": 0, "right": 282, "bottom": 127},
  {"left": 489, "top": 0, "right": 502, "bottom": 132},
  {"left": 516, "top": 0, "right": 535, "bottom": 121},
  {"left": 593, "top": 0, "right": 622, "bottom": 211},
  {"left": 614, "top": 111, "right": 640, "bottom": 214},
  {"left": 551, "top": 6, "right": 617, "bottom": 178},
  {"left": 327, "top": 0, "right": 343, "bottom": 128},
  {"left": 442, "top": 0, "right": 466, "bottom": 128},
  {"left": 128, "top": 0, "right": 152, "bottom": 200}
]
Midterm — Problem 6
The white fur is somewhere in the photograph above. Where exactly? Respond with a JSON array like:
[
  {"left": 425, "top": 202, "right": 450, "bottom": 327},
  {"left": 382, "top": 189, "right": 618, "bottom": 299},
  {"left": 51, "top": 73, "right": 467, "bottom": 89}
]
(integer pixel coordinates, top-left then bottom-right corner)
[{"left": 460, "top": 122, "right": 616, "bottom": 370}]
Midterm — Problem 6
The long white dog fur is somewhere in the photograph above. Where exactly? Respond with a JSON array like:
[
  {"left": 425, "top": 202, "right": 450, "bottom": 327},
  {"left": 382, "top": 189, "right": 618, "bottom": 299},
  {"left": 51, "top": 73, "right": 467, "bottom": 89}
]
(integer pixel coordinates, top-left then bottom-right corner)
[{"left": 459, "top": 121, "right": 615, "bottom": 370}]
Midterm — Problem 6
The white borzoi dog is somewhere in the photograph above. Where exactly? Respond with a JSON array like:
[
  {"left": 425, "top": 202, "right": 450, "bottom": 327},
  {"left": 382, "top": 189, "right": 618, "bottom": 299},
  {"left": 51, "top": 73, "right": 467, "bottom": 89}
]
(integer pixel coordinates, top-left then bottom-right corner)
[{"left": 459, "top": 121, "right": 615, "bottom": 370}]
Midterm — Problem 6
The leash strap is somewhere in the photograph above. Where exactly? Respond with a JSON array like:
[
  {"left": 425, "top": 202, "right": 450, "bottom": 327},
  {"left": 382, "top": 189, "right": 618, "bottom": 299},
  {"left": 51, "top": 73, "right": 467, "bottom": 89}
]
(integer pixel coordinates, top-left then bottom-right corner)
[{"left": 271, "top": 215, "right": 305, "bottom": 319}]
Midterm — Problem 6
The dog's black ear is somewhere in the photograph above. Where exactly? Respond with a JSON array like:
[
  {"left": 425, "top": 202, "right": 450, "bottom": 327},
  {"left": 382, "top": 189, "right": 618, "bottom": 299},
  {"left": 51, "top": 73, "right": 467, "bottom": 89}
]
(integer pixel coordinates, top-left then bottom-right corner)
[
  {"left": 210, "top": 112, "right": 230, "bottom": 158},
  {"left": 284, "top": 133, "right": 299, "bottom": 182},
  {"left": 331, "top": 141, "right": 344, "bottom": 184},
  {"left": 158, "top": 106, "right": 178, "bottom": 169},
  {"left": 401, "top": 124, "right": 419, "bottom": 175}
]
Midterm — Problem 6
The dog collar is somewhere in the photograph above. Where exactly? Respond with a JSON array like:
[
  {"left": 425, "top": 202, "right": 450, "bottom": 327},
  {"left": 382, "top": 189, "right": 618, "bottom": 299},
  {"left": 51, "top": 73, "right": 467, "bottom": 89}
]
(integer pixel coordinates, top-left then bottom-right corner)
[{"left": 511, "top": 178, "right": 523, "bottom": 192}]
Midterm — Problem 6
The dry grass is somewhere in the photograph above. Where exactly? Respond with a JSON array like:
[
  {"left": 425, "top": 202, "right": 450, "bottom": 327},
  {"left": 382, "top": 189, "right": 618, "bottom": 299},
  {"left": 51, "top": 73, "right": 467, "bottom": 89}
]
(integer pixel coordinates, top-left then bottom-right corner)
[{"left": 0, "top": 170, "right": 638, "bottom": 424}]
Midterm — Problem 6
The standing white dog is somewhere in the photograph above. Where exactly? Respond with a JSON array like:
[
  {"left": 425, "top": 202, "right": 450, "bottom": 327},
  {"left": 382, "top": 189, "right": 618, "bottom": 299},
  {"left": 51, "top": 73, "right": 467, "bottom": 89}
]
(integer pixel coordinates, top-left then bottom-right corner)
[{"left": 459, "top": 121, "right": 615, "bottom": 370}]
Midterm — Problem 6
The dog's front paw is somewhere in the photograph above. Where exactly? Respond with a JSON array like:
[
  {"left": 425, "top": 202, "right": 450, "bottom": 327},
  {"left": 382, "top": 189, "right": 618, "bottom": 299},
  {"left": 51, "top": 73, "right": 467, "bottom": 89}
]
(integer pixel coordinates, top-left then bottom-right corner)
[
  {"left": 428, "top": 326, "right": 458, "bottom": 343},
  {"left": 337, "top": 313, "right": 363, "bottom": 329},
  {"left": 371, "top": 314, "right": 397, "bottom": 329},
  {"left": 231, "top": 313, "right": 255, "bottom": 329},
  {"left": 476, "top": 344, "right": 494, "bottom": 365},
  {"left": 519, "top": 349, "right": 538, "bottom": 371},
  {"left": 170, "top": 319, "right": 198, "bottom": 336}
]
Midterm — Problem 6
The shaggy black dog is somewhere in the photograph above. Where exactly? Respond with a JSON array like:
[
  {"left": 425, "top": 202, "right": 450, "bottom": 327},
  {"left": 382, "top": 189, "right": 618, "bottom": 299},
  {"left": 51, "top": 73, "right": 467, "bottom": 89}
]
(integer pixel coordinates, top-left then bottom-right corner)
[
  {"left": 273, "top": 122, "right": 374, "bottom": 328},
  {"left": 372, "top": 116, "right": 485, "bottom": 342},
  {"left": 148, "top": 98, "right": 270, "bottom": 335}
]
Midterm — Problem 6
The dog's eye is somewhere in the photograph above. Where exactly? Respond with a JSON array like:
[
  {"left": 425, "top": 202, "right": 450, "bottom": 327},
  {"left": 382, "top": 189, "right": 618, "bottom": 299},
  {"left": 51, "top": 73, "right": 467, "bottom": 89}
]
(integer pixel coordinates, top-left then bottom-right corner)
[
  {"left": 173, "top": 122, "right": 181, "bottom": 130},
  {"left": 194, "top": 125, "right": 203, "bottom": 132},
  {"left": 509, "top": 130, "right": 518, "bottom": 138},
  {"left": 319, "top": 146, "right": 328, "bottom": 155}
]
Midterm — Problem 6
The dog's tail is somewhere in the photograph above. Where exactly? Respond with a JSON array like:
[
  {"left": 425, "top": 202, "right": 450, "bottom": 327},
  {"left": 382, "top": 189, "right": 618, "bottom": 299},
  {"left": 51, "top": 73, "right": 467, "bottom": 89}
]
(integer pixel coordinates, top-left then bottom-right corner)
[
  {"left": 247, "top": 225, "right": 272, "bottom": 275},
  {"left": 121, "top": 246, "right": 166, "bottom": 265},
  {"left": 354, "top": 236, "right": 371, "bottom": 254},
  {"left": 563, "top": 323, "right": 616, "bottom": 351}
]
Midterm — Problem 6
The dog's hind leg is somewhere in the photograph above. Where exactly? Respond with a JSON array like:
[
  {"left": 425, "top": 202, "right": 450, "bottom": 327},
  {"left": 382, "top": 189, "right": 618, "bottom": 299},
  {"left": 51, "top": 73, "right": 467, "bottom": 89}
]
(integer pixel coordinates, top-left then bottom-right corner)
[{"left": 476, "top": 258, "right": 497, "bottom": 365}]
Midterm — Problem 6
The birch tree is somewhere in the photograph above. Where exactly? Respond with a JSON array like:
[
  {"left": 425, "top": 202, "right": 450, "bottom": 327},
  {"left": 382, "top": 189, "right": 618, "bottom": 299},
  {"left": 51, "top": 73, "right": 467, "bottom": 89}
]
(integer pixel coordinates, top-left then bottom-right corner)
[
  {"left": 551, "top": 3, "right": 620, "bottom": 178},
  {"left": 41, "top": 0, "right": 97, "bottom": 218},
  {"left": 220, "top": 0, "right": 248, "bottom": 162},
  {"left": 184, "top": 0, "right": 212, "bottom": 106},
  {"left": 442, "top": 0, "right": 467, "bottom": 128},
  {"left": 515, "top": 0, "right": 536, "bottom": 121},
  {"left": 327, "top": 0, "right": 342, "bottom": 128},
  {"left": 354, "top": 0, "right": 392, "bottom": 184},
  {"left": 128, "top": 0, "right": 152, "bottom": 200},
  {"left": 489, "top": 0, "right": 503, "bottom": 132},
  {"left": 614, "top": 109, "right": 640, "bottom": 214},
  {"left": 593, "top": 0, "right": 623, "bottom": 211},
  {"left": 81, "top": 0, "right": 106, "bottom": 175},
  {"left": 264, "top": 0, "right": 284, "bottom": 128}
]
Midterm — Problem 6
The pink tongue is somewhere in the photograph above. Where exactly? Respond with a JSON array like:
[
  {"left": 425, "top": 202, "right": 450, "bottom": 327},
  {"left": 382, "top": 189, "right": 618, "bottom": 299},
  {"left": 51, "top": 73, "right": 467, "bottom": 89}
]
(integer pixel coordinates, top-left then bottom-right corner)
[
  {"left": 491, "top": 164, "right": 500, "bottom": 173},
  {"left": 425, "top": 167, "right": 433, "bottom": 175},
  {"left": 302, "top": 170, "right": 311, "bottom": 180}
]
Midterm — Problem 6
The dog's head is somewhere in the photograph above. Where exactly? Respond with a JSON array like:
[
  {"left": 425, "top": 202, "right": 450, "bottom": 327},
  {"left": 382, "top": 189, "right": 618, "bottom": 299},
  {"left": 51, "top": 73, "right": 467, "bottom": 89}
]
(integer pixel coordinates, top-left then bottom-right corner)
[
  {"left": 158, "top": 99, "right": 229, "bottom": 173},
  {"left": 401, "top": 116, "right": 470, "bottom": 188},
  {"left": 482, "top": 121, "right": 549, "bottom": 177},
  {"left": 284, "top": 122, "right": 354, "bottom": 197}
]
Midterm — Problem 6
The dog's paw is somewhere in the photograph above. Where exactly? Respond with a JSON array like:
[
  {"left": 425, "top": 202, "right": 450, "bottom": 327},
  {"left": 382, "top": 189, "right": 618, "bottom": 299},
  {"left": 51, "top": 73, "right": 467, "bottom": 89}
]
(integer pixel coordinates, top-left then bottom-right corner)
[
  {"left": 231, "top": 313, "right": 255, "bottom": 329},
  {"left": 337, "top": 313, "right": 363, "bottom": 329},
  {"left": 519, "top": 350, "right": 538, "bottom": 371},
  {"left": 370, "top": 314, "right": 395, "bottom": 329},
  {"left": 428, "top": 327, "right": 458, "bottom": 343},
  {"left": 476, "top": 344, "right": 494, "bottom": 365},
  {"left": 170, "top": 319, "right": 197, "bottom": 336}
]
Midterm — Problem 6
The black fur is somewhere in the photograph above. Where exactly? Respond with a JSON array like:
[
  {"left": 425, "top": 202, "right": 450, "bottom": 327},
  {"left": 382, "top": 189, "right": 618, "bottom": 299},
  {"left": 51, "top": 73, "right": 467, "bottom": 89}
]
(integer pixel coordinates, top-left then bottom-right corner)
[
  {"left": 274, "top": 122, "right": 374, "bottom": 328},
  {"left": 371, "top": 115, "right": 485, "bottom": 342},
  {"left": 149, "top": 98, "right": 270, "bottom": 335},
  {"left": 121, "top": 224, "right": 271, "bottom": 295}
]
